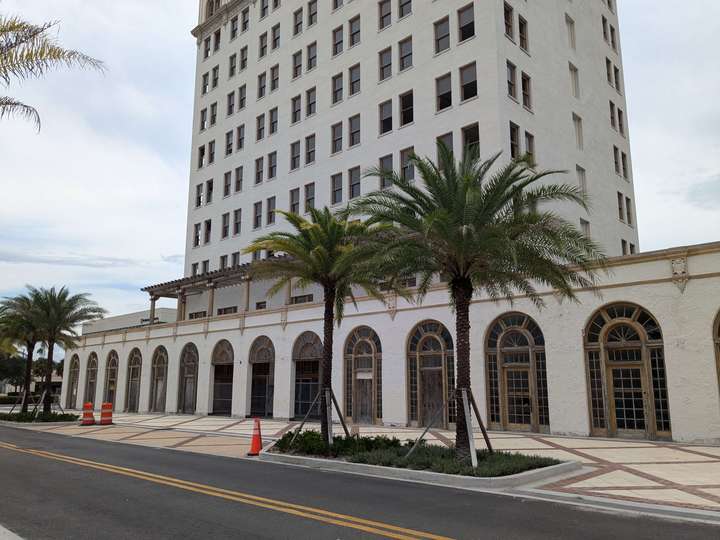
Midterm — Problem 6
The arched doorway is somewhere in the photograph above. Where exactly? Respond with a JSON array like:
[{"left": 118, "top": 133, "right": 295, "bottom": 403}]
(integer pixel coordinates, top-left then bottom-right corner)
[
  {"left": 293, "top": 331, "right": 322, "bottom": 419},
  {"left": 84, "top": 353, "right": 98, "bottom": 407},
  {"left": 211, "top": 340, "right": 234, "bottom": 415},
  {"left": 125, "top": 348, "right": 142, "bottom": 413},
  {"left": 66, "top": 355, "right": 80, "bottom": 409},
  {"left": 485, "top": 313, "right": 549, "bottom": 433},
  {"left": 344, "top": 326, "right": 382, "bottom": 424},
  {"left": 104, "top": 351, "right": 118, "bottom": 407},
  {"left": 178, "top": 343, "right": 199, "bottom": 414},
  {"left": 149, "top": 347, "right": 168, "bottom": 413},
  {"left": 249, "top": 336, "right": 275, "bottom": 418},
  {"left": 407, "top": 321, "right": 455, "bottom": 429},
  {"left": 584, "top": 303, "right": 670, "bottom": 439}
]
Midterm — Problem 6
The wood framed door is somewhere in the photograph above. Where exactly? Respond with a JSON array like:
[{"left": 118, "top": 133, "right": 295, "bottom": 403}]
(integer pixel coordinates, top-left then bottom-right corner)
[
  {"left": 420, "top": 367, "right": 444, "bottom": 428},
  {"left": 294, "top": 360, "right": 320, "bottom": 419},
  {"left": 353, "top": 373, "right": 373, "bottom": 424},
  {"left": 212, "top": 364, "right": 233, "bottom": 416},
  {"left": 607, "top": 364, "right": 649, "bottom": 439},
  {"left": 503, "top": 368, "right": 533, "bottom": 431},
  {"left": 250, "top": 362, "right": 273, "bottom": 418}
]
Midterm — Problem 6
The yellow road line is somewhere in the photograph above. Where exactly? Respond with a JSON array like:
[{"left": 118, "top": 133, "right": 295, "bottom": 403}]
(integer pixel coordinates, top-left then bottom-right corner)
[{"left": 0, "top": 441, "right": 453, "bottom": 540}]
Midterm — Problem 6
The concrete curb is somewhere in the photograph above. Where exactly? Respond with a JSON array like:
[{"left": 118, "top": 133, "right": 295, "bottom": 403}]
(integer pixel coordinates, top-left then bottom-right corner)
[{"left": 259, "top": 450, "right": 581, "bottom": 489}]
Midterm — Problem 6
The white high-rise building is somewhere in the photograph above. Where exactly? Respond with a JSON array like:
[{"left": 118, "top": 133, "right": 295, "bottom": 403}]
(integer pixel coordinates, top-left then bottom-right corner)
[
  {"left": 186, "top": 0, "right": 638, "bottom": 282},
  {"left": 61, "top": 1, "right": 720, "bottom": 444}
]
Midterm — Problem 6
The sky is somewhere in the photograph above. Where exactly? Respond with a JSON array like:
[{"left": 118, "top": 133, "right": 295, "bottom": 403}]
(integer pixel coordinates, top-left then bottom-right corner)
[{"left": 0, "top": 0, "right": 719, "bottom": 320}]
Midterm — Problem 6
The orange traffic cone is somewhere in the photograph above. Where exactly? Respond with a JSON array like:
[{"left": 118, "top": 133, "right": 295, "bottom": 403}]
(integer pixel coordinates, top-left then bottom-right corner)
[
  {"left": 81, "top": 402, "right": 95, "bottom": 426},
  {"left": 248, "top": 418, "right": 263, "bottom": 456}
]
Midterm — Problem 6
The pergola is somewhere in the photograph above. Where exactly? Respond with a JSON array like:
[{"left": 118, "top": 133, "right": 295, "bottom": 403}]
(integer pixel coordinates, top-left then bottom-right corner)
[{"left": 142, "top": 263, "right": 253, "bottom": 323}]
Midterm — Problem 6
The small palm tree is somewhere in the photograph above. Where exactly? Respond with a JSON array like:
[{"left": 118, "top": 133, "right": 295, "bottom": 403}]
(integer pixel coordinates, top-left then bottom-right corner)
[
  {"left": 348, "top": 144, "right": 606, "bottom": 457},
  {"left": 243, "top": 208, "right": 391, "bottom": 446},
  {"left": 0, "top": 294, "right": 41, "bottom": 412},
  {"left": 27, "top": 286, "right": 106, "bottom": 414},
  {"left": 1, "top": 15, "right": 104, "bottom": 129}
]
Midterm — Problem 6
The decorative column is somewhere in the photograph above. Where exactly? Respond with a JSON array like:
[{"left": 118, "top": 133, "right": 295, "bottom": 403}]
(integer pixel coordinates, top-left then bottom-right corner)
[
  {"left": 176, "top": 290, "right": 186, "bottom": 322},
  {"left": 207, "top": 283, "right": 215, "bottom": 318},
  {"left": 149, "top": 296, "right": 157, "bottom": 325},
  {"left": 243, "top": 279, "right": 251, "bottom": 312}
]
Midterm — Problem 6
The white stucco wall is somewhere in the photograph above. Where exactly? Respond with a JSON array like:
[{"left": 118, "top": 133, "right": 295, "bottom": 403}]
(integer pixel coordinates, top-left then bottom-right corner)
[{"left": 62, "top": 244, "right": 720, "bottom": 443}]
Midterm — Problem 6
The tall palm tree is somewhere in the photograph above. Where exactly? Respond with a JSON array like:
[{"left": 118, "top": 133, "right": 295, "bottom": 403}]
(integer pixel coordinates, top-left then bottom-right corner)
[
  {"left": 1, "top": 15, "right": 104, "bottom": 129},
  {"left": 347, "top": 144, "right": 606, "bottom": 457},
  {"left": 27, "top": 286, "right": 106, "bottom": 414},
  {"left": 243, "top": 208, "right": 393, "bottom": 446},
  {"left": 0, "top": 294, "right": 41, "bottom": 412}
]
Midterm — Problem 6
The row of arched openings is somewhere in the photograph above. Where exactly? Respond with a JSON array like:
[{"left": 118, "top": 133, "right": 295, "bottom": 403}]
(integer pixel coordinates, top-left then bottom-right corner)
[{"left": 63, "top": 306, "right": 720, "bottom": 439}]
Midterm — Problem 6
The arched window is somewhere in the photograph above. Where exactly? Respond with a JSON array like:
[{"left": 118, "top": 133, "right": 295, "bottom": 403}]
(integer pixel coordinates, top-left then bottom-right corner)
[
  {"left": 293, "top": 331, "right": 323, "bottom": 419},
  {"left": 178, "top": 343, "right": 199, "bottom": 414},
  {"left": 125, "top": 349, "right": 142, "bottom": 413},
  {"left": 344, "top": 326, "right": 382, "bottom": 424},
  {"left": 84, "top": 353, "right": 98, "bottom": 406},
  {"left": 104, "top": 351, "right": 119, "bottom": 407},
  {"left": 249, "top": 336, "right": 275, "bottom": 417},
  {"left": 211, "top": 340, "right": 234, "bottom": 415},
  {"left": 584, "top": 303, "right": 670, "bottom": 439},
  {"left": 66, "top": 355, "right": 80, "bottom": 409},
  {"left": 407, "top": 321, "right": 455, "bottom": 428},
  {"left": 149, "top": 346, "right": 168, "bottom": 413},
  {"left": 486, "top": 313, "right": 549, "bottom": 433}
]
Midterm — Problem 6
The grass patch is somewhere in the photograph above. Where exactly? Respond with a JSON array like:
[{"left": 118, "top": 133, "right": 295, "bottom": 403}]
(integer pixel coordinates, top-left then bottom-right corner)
[
  {"left": 0, "top": 412, "right": 80, "bottom": 423},
  {"left": 274, "top": 431, "right": 560, "bottom": 477}
]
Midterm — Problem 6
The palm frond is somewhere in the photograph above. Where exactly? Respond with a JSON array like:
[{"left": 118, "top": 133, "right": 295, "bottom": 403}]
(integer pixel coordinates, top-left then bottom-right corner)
[{"left": 0, "top": 95, "right": 40, "bottom": 129}]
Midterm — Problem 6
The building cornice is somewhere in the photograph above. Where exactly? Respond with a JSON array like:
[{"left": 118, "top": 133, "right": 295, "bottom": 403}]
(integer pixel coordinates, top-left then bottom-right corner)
[{"left": 191, "top": 0, "right": 250, "bottom": 40}]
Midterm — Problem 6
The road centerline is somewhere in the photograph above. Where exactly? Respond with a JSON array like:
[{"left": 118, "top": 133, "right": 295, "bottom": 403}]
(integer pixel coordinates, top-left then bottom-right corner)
[{"left": 0, "top": 441, "right": 452, "bottom": 540}]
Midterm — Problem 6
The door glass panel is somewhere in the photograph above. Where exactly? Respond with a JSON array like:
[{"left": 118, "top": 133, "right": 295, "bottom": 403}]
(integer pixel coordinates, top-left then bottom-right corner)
[
  {"left": 294, "top": 360, "right": 320, "bottom": 419},
  {"left": 420, "top": 369, "right": 443, "bottom": 427},
  {"left": 505, "top": 370, "right": 531, "bottom": 425},
  {"left": 612, "top": 367, "right": 645, "bottom": 431},
  {"left": 212, "top": 364, "right": 233, "bottom": 415},
  {"left": 355, "top": 378, "right": 373, "bottom": 424}
]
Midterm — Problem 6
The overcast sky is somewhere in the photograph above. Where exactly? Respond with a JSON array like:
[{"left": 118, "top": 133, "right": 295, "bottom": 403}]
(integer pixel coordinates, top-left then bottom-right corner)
[{"left": 0, "top": 1, "right": 718, "bottom": 319}]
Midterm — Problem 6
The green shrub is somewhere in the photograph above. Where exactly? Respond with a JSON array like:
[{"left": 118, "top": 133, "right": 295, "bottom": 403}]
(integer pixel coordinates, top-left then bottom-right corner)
[
  {"left": 275, "top": 432, "right": 560, "bottom": 477},
  {"left": 0, "top": 412, "right": 79, "bottom": 423},
  {"left": 275, "top": 430, "right": 403, "bottom": 457},
  {"left": 0, "top": 395, "right": 41, "bottom": 405}
]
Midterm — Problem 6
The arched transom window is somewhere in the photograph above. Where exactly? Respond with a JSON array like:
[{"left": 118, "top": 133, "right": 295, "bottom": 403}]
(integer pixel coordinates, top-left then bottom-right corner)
[
  {"left": 407, "top": 320, "right": 455, "bottom": 428},
  {"left": 249, "top": 336, "right": 275, "bottom": 418},
  {"left": 149, "top": 346, "right": 168, "bottom": 413},
  {"left": 178, "top": 343, "right": 199, "bottom": 415},
  {"left": 104, "top": 351, "right": 118, "bottom": 406},
  {"left": 84, "top": 352, "right": 98, "bottom": 406},
  {"left": 584, "top": 303, "right": 670, "bottom": 439},
  {"left": 66, "top": 355, "right": 80, "bottom": 409},
  {"left": 486, "top": 313, "right": 549, "bottom": 433},
  {"left": 293, "top": 332, "right": 322, "bottom": 419},
  {"left": 344, "top": 326, "right": 382, "bottom": 424}
]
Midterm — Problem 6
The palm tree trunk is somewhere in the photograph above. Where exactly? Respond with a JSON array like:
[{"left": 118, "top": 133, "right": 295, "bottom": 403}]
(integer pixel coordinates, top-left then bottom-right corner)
[
  {"left": 453, "top": 281, "right": 473, "bottom": 459},
  {"left": 20, "top": 340, "right": 35, "bottom": 413},
  {"left": 42, "top": 340, "right": 55, "bottom": 415},
  {"left": 320, "top": 285, "right": 336, "bottom": 448}
]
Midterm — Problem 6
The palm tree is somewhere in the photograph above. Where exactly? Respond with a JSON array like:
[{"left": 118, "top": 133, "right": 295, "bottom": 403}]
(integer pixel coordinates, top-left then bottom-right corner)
[
  {"left": 347, "top": 144, "right": 606, "bottom": 457},
  {"left": 0, "top": 294, "right": 41, "bottom": 412},
  {"left": 27, "top": 286, "right": 106, "bottom": 414},
  {"left": 243, "top": 208, "right": 393, "bottom": 446},
  {"left": 1, "top": 15, "right": 104, "bottom": 129}
]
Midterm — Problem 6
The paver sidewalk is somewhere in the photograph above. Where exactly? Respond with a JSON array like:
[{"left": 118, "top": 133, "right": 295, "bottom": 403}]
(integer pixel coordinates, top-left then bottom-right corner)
[{"left": 11, "top": 412, "right": 720, "bottom": 514}]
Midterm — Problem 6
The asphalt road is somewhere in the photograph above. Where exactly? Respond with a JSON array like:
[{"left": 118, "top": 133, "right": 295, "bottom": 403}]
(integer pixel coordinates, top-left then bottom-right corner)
[{"left": 0, "top": 425, "right": 716, "bottom": 540}]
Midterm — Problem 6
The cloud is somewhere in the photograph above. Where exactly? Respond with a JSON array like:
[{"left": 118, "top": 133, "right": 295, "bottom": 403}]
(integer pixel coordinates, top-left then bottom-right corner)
[
  {"left": 0, "top": 251, "right": 137, "bottom": 268},
  {"left": 686, "top": 176, "right": 720, "bottom": 210}
]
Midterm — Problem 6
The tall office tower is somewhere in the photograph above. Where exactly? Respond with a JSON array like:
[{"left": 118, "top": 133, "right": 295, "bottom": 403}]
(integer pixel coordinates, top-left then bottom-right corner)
[{"left": 187, "top": 0, "right": 638, "bottom": 282}]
